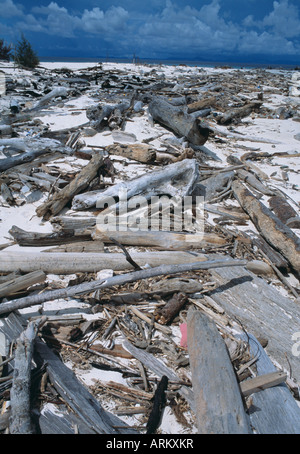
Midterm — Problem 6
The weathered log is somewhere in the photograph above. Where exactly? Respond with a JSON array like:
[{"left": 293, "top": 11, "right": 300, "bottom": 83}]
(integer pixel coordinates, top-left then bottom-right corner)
[
  {"left": 192, "top": 171, "right": 234, "bottom": 201},
  {"left": 0, "top": 250, "right": 207, "bottom": 274},
  {"left": 0, "top": 258, "right": 247, "bottom": 315},
  {"left": 0, "top": 137, "right": 72, "bottom": 172},
  {"left": 9, "top": 225, "right": 91, "bottom": 247},
  {"left": 34, "top": 339, "right": 138, "bottom": 434},
  {"left": 43, "top": 241, "right": 105, "bottom": 253},
  {"left": 232, "top": 180, "right": 300, "bottom": 274},
  {"left": 0, "top": 270, "right": 46, "bottom": 299},
  {"left": 106, "top": 143, "right": 156, "bottom": 163},
  {"left": 9, "top": 320, "right": 40, "bottom": 434},
  {"left": 36, "top": 153, "right": 104, "bottom": 219},
  {"left": 186, "top": 308, "right": 251, "bottom": 434},
  {"left": 236, "top": 168, "right": 275, "bottom": 196},
  {"left": 154, "top": 292, "right": 188, "bottom": 324},
  {"left": 187, "top": 97, "right": 217, "bottom": 113},
  {"left": 28, "top": 87, "right": 69, "bottom": 111},
  {"left": 208, "top": 263, "right": 300, "bottom": 382},
  {"left": 93, "top": 229, "right": 227, "bottom": 250},
  {"left": 148, "top": 97, "right": 210, "bottom": 145},
  {"left": 217, "top": 101, "right": 263, "bottom": 125},
  {"left": 86, "top": 100, "right": 130, "bottom": 131},
  {"left": 72, "top": 158, "right": 199, "bottom": 211},
  {"left": 269, "top": 195, "right": 300, "bottom": 228}
]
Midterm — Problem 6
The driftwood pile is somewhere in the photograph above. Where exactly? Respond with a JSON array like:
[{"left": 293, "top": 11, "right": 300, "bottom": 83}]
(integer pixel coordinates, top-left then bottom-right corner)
[{"left": 0, "top": 61, "right": 300, "bottom": 434}]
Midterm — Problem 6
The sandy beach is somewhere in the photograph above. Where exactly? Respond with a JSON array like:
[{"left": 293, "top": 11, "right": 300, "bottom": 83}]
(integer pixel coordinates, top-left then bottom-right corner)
[{"left": 0, "top": 59, "right": 300, "bottom": 434}]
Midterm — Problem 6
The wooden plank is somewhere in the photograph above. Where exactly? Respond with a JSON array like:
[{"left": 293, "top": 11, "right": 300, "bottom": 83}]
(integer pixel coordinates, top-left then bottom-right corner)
[
  {"left": 240, "top": 371, "right": 287, "bottom": 397},
  {"left": 186, "top": 308, "right": 251, "bottom": 434}
]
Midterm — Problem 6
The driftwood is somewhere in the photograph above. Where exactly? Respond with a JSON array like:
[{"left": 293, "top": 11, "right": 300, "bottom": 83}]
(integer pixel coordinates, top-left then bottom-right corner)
[
  {"left": 240, "top": 371, "right": 287, "bottom": 397},
  {"left": 86, "top": 100, "right": 131, "bottom": 131},
  {"left": 146, "top": 375, "right": 169, "bottom": 434},
  {"left": 106, "top": 143, "right": 156, "bottom": 163},
  {"left": 0, "top": 270, "right": 46, "bottom": 299},
  {"left": 148, "top": 97, "right": 210, "bottom": 145},
  {"left": 208, "top": 263, "right": 300, "bottom": 382},
  {"left": 36, "top": 153, "right": 104, "bottom": 219},
  {"left": 9, "top": 225, "right": 91, "bottom": 247},
  {"left": 217, "top": 101, "right": 263, "bottom": 125},
  {"left": 43, "top": 241, "right": 105, "bottom": 253},
  {"left": 239, "top": 333, "right": 300, "bottom": 434},
  {"left": 93, "top": 229, "right": 227, "bottom": 250},
  {"left": 72, "top": 158, "right": 199, "bottom": 211},
  {"left": 0, "top": 250, "right": 207, "bottom": 274},
  {"left": 123, "top": 339, "right": 195, "bottom": 412},
  {"left": 269, "top": 195, "right": 300, "bottom": 229},
  {"left": 186, "top": 308, "right": 251, "bottom": 434},
  {"left": 9, "top": 321, "right": 40, "bottom": 434},
  {"left": 187, "top": 97, "right": 217, "bottom": 113},
  {"left": 232, "top": 180, "right": 300, "bottom": 275},
  {"left": 154, "top": 292, "right": 188, "bottom": 325},
  {"left": 34, "top": 339, "right": 138, "bottom": 434},
  {"left": 0, "top": 258, "right": 247, "bottom": 316},
  {"left": 28, "top": 87, "right": 69, "bottom": 111},
  {"left": 0, "top": 138, "right": 71, "bottom": 172}
]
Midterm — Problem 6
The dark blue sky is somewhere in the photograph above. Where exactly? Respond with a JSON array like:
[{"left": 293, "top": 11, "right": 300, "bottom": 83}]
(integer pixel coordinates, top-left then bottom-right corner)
[{"left": 0, "top": 0, "right": 299, "bottom": 64}]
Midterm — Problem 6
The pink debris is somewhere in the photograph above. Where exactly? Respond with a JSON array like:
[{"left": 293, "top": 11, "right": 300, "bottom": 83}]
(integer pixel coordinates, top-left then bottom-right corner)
[{"left": 180, "top": 323, "right": 187, "bottom": 348}]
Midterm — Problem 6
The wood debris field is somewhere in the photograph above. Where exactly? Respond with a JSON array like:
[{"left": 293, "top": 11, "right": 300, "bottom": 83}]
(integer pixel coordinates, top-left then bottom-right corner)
[{"left": 0, "top": 60, "right": 300, "bottom": 435}]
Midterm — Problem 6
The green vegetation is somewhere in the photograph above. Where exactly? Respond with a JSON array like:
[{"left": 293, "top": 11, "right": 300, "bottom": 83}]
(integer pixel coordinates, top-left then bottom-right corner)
[
  {"left": 0, "top": 39, "right": 12, "bottom": 61},
  {"left": 13, "top": 34, "right": 39, "bottom": 69}
]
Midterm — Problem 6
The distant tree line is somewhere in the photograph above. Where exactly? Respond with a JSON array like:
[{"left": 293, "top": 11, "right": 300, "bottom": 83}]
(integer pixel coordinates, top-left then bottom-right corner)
[{"left": 0, "top": 34, "right": 39, "bottom": 69}]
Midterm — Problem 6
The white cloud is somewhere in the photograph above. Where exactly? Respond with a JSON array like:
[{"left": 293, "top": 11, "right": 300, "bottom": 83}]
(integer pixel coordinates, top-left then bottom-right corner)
[
  {"left": 80, "top": 6, "right": 128, "bottom": 34},
  {"left": 0, "top": 0, "right": 23, "bottom": 17}
]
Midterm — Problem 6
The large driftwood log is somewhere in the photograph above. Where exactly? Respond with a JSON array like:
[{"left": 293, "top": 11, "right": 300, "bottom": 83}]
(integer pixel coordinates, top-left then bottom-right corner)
[
  {"left": 187, "top": 308, "right": 251, "bottom": 434},
  {"left": 86, "top": 100, "right": 130, "bottom": 131},
  {"left": 232, "top": 180, "right": 300, "bottom": 274},
  {"left": 93, "top": 229, "right": 227, "bottom": 250},
  {"left": 72, "top": 158, "right": 199, "bottom": 211},
  {"left": 9, "top": 321, "right": 40, "bottom": 434},
  {"left": 208, "top": 263, "right": 300, "bottom": 382},
  {"left": 148, "top": 97, "right": 210, "bottom": 145},
  {"left": 0, "top": 250, "right": 208, "bottom": 274},
  {"left": 36, "top": 153, "right": 104, "bottom": 219},
  {"left": 0, "top": 258, "right": 247, "bottom": 315}
]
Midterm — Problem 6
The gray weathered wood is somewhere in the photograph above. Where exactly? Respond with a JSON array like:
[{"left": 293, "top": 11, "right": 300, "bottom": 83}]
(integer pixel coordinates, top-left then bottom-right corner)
[
  {"left": 9, "top": 321, "right": 39, "bottom": 434},
  {"left": 187, "top": 308, "right": 251, "bottom": 434},
  {"left": 208, "top": 264, "right": 300, "bottom": 383},
  {"left": 239, "top": 332, "right": 300, "bottom": 434},
  {"left": 34, "top": 338, "right": 138, "bottom": 434},
  {"left": 148, "top": 96, "right": 210, "bottom": 145},
  {"left": 0, "top": 270, "right": 46, "bottom": 299},
  {"left": 72, "top": 158, "right": 199, "bottom": 211},
  {"left": 232, "top": 180, "right": 300, "bottom": 274},
  {"left": 0, "top": 258, "right": 247, "bottom": 316}
]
